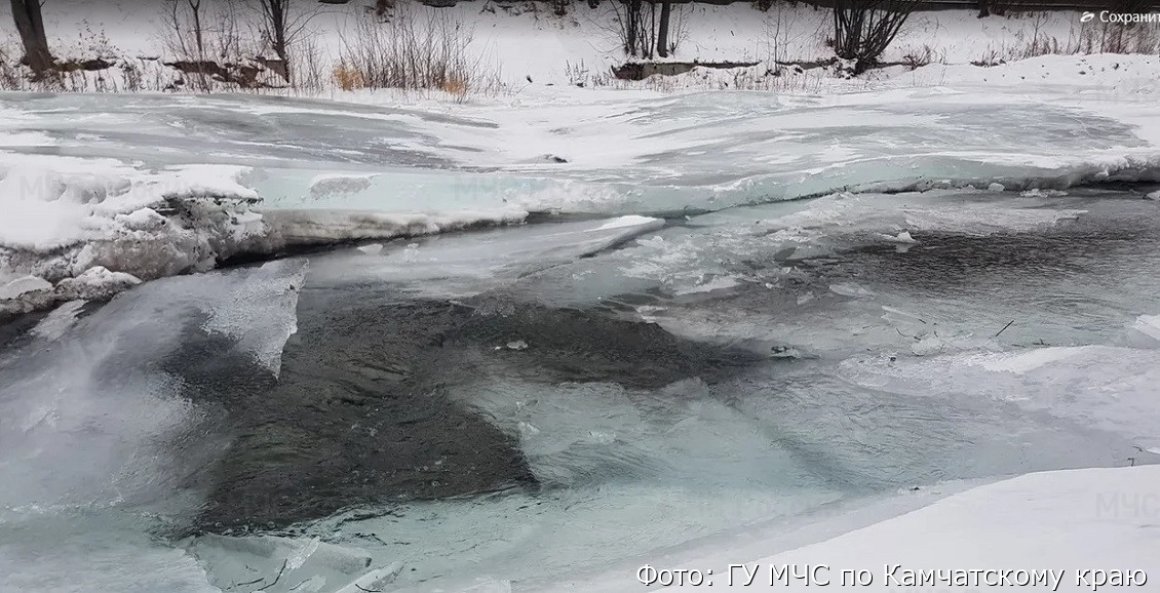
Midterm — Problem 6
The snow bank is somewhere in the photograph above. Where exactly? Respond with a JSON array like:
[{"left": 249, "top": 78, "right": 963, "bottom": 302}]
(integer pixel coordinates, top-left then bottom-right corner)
[
  {"left": 723, "top": 466, "right": 1160, "bottom": 592},
  {"left": 0, "top": 155, "right": 257, "bottom": 251},
  {"left": 54, "top": 266, "right": 141, "bottom": 301},
  {"left": 0, "top": 157, "right": 266, "bottom": 315},
  {"left": 0, "top": 152, "right": 532, "bottom": 314},
  {"left": 529, "top": 465, "right": 1158, "bottom": 593}
]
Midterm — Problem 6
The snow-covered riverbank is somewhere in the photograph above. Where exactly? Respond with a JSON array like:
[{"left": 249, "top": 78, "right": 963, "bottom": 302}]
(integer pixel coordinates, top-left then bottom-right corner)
[{"left": 5, "top": 53, "right": 1160, "bottom": 315}]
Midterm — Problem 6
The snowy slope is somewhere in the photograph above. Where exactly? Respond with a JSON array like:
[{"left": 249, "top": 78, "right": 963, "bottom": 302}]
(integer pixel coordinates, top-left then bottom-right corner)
[
  {"left": 2, "top": 0, "right": 1154, "bottom": 88},
  {"left": 547, "top": 466, "right": 1157, "bottom": 593}
]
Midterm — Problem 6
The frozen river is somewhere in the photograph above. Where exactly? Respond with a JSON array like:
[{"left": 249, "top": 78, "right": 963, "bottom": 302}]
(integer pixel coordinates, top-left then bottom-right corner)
[{"left": 2, "top": 83, "right": 1160, "bottom": 592}]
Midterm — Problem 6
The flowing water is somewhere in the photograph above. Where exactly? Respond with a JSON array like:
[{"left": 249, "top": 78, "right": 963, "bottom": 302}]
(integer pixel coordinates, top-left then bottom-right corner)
[
  {"left": 3, "top": 91, "right": 1160, "bottom": 593},
  {"left": 3, "top": 186, "right": 1160, "bottom": 593}
]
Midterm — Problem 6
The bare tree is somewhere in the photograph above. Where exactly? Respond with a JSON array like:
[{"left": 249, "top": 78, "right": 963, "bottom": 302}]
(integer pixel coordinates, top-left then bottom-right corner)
[
  {"left": 254, "top": 0, "right": 318, "bottom": 82},
  {"left": 619, "top": 0, "right": 642, "bottom": 55},
  {"left": 611, "top": 0, "right": 682, "bottom": 59},
  {"left": 9, "top": 0, "right": 54, "bottom": 74},
  {"left": 656, "top": 1, "right": 671, "bottom": 57},
  {"left": 188, "top": 0, "right": 206, "bottom": 58},
  {"left": 161, "top": 0, "right": 211, "bottom": 89},
  {"left": 832, "top": 0, "right": 918, "bottom": 73},
  {"left": 163, "top": 0, "right": 207, "bottom": 60}
]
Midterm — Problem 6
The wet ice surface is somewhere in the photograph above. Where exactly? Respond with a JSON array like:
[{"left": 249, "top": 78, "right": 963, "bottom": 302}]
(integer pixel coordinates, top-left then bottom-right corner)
[
  {"left": 5, "top": 88, "right": 1160, "bottom": 318},
  {"left": 4, "top": 87, "right": 1160, "bottom": 592},
  {"left": 3, "top": 184, "right": 1160, "bottom": 593},
  {"left": 3, "top": 89, "right": 1159, "bottom": 222}
]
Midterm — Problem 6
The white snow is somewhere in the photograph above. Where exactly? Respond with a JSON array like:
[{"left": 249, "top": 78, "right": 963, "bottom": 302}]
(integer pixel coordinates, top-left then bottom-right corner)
[
  {"left": 594, "top": 215, "right": 663, "bottom": 231},
  {"left": 6, "top": 1, "right": 1159, "bottom": 88},
  {"left": 53, "top": 266, "right": 140, "bottom": 301},
  {"left": 0, "top": 275, "right": 53, "bottom": 301},
  {"left": 692, "top": 466, "right": 1160, "bottom": 592},
  {"left": 554, "top": 466, "right": 1160, "bottom": 593},
  {"left": 879, "top": 230, "right": 917, "bottom": 244},
  {"left": 0, "top": 156, "right": 257, "bottom": 251},
  {"left": 673, "top": 276, "right": 743, "bottom": 296},
  {"left": 1130, "top": 314, "right": 1160, "bottom": 341},
  {"left": 974, "top": 346, "right": 1089, "bottom": 374}
]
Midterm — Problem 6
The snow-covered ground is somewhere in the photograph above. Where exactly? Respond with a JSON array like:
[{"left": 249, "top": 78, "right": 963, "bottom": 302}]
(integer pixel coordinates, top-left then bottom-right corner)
[{"left": 4, "top": 0, "right": 1158, "bottom": 89}]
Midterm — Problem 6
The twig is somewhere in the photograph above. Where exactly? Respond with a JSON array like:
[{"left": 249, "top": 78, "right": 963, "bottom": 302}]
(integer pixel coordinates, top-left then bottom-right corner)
[
  {"left": 235, "top": 578, "right": 264, "bottom": 588},
  {"left": 993, "top": 320, "right": 1015, "bottom": 338},
  {"left": 355, "top": 585, "right": 384, "bottom": 593},
  {"left": 267, "top": 559, "right": 289, "bottom": 589},
  {"left": 248, "top": 560, "right": 288, "bottom": 593}
]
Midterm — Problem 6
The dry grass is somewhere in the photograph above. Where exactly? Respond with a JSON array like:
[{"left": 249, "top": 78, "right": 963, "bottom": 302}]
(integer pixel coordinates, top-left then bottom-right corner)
[
  {"left": 336, "top": 4, "right": 501, "bottom": 99},
  {"left": 440, "top": 73, "right": 469, "bottom": 98},
  {"left": 332, "top": 62, "right": 366, "bottom": 91}
]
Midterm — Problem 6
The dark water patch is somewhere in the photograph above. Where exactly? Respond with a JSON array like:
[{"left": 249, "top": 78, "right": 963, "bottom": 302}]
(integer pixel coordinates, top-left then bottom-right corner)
[
  {"left": 0, "top": 310, "right": 48, "bottom": 352},
  {"left": 830, "top": 227, "right": 1159, "bottom": 292},
  {"left": 169, "top": 292, "right": 761, "bottom": 533},
  {"left": 441, "top": 300, "right": 761, "bottom": 389}
]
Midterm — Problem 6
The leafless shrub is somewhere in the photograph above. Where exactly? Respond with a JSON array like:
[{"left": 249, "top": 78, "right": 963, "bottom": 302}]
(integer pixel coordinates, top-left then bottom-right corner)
[
  {"left": 0, "top": 47, "right": 23, "bottom": 90},
  {"left": 161, "top": 0, "right": 213, "bottom": 90},
  {"left": 609, "top": 1, "right": 684, "bottom": 59},
  {"left": 336, "top": 5, "right": 501, "bottom": 99},
  {"left": 971, "top": 47, "right": 1004, "bottom": 67},
  {"left": 158, "top": 0, "right": 289, "bottom": 91},
  {"left": 832, "top": 0, "right": 921, "bottom": 73},
  {"left": 564, "top": 59, "right": 591, "bottom": 86},
  {"left": 902, "top": 44, "right": 938, "bottom": 69},
  {"left": 374, "top": 0, "right": 396, "bottom": 19},
  {"left": 122, "top": 61, "right": 143, "bottom": 92},
  {"left": 764, "top": 1, "right": 828, "bottom": 66},
  {"left": 291, "top": 34, "right": 327, "bottom": 93},
  {"left": 1012, "top": 11, "right": 1060, "bottom": 58}
]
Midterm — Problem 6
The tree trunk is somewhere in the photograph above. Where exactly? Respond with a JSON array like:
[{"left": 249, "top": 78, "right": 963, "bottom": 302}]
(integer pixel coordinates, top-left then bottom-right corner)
[
  {"left": 9, "top": 0, "right": 54, "bottom": 74},
  {"left": 189, "top": 0, "right": 204, "bottom": 58},
  {"left": 625, "top": 0, "right": 641, "bottom": 55},
  {"left": 260, "top": 0, "right": 292, "bottom": 82},
  {"left": 656, "top": 1, "right": 671, "bottom": 58}
]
